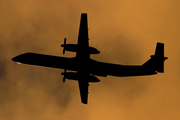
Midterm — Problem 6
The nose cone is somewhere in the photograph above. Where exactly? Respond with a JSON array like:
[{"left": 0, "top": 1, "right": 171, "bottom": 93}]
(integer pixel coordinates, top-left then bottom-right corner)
[
  {"left": 12, "top": 56, "right": 19, "bottom": 62},
  {"left": 12, "top": 55, "right": 23, "bottom": 64},
  {"left": 12, "top": 53, "right": 27, "bottom": 63}
]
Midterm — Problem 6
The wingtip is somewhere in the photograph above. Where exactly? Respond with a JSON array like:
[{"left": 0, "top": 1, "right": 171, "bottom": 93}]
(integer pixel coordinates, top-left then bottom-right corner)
[{"left": 82, "top": 102, "right": 88, "bottom": 104}]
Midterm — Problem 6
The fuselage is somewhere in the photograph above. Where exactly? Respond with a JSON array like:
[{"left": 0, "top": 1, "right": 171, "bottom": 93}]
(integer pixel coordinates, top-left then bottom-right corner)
[{"left": 12, "top": 53, "right": 157, "bottom": 77}]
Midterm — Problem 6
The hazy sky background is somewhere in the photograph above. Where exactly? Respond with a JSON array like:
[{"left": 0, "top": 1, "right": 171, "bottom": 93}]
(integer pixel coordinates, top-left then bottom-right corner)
[{"left": 0, "top": 0, "right": 180, "bottom": 120}]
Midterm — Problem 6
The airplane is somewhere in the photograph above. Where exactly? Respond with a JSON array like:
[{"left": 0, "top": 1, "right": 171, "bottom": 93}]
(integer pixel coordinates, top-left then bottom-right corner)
[{"left": 12, "top": 13, "right": 168, "bottom": 104}]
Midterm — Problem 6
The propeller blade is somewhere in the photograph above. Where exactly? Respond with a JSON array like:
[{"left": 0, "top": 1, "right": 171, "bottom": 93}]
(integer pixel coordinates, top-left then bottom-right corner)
[
  {"left": 63, "top": 76, "right": 65, "bottom": 82},
  {"left": 63, "top": 48, "right": 65, "bottom": 54},
  {"left": 63, "top": 69, "right": 66, "bottom": 83},
  {"left": 63, "top": 38, "right": 66, "bottom": 54}
]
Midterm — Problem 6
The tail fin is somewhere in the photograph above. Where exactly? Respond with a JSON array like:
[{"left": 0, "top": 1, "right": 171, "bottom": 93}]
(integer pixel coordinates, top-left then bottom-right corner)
[{"left": 142, "top": 42, "right": 168, "bottom": 73}]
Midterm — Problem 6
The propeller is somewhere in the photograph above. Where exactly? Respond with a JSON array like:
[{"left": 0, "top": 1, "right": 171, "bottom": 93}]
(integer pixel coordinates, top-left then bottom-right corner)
[
  {"left": 63, "top": 38, "right": 66, "bottom": 54},
  {"left": 63, "top": 69, "right": 66, "bottom": 83}
]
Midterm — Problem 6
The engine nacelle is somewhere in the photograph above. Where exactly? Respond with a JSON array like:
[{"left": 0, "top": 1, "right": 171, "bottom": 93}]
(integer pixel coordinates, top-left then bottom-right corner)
[
  {"left": 61, "top": 44, "right": 100, "bottom": 54},
  {"left": 61, "top": 72, "right": 100, "bottom": 82}
]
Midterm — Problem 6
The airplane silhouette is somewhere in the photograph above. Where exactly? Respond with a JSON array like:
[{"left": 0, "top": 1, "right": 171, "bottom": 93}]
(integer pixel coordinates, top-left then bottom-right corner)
[{"left": 12, "top": 13, "right": 168, "bottom": 104}]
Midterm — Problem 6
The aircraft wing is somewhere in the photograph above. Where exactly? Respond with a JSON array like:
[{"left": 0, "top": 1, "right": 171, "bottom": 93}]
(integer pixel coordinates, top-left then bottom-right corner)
[
  {"left": 78, "top": 80, "right": 89, "bottom": 104},
  {"left": 76, "top": 13, "right": 90, "bottom": 60}
]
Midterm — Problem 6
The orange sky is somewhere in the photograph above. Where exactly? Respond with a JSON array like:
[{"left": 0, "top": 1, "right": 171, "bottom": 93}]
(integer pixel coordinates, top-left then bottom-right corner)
[{"left": 0, "top": 0, "right": 180, "bottom": 120}]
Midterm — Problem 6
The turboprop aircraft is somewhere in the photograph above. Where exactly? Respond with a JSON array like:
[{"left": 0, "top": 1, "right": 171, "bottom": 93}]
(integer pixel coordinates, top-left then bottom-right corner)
[{"left": 12, "top": 13, "right": 168, "bottom": 104}]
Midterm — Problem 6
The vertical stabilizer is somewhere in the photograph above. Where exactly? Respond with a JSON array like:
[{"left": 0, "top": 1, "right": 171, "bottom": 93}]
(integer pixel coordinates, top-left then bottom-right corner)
[{"left": 142, "top": 42, "right": 168, "bottom": 73}]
